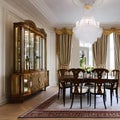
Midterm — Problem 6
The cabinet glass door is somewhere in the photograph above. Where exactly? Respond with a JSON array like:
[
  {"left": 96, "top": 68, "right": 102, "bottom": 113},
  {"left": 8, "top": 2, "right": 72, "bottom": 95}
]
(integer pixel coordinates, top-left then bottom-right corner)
[
  {"left": 23, "top": 79, "right": 28, "bottom": 92},
  {"left": 22, "top": 73, "right": 31, "bottom": 94},
  {"left": 40, "top": 38, "right": 45, "bottom": 70},
  {"left": 35, "top": 36, "right": 40, "bottom": 70},
  {"left": 15, "top": 27, "right": 21, "bottom": 72},
  {"left": 29, "top": 32, "right": 34, "bottom": 70},
  {"left": 24, "top": 30, "right": 30, "bottom": 70}
]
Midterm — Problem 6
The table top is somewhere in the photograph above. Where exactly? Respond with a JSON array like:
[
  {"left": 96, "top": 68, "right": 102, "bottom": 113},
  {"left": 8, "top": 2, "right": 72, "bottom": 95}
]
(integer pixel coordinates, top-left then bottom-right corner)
[{"left": 58, "top": 75, "right": 118, "bottom": 82}]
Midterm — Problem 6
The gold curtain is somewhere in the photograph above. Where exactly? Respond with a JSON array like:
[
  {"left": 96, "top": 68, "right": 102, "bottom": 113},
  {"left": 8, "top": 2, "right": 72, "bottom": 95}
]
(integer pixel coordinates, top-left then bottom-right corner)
[
  {"left": 92, "top": 28, "right": 120, "bottom": 68},
  {"left": 113, "top": 32, "right": 120, "bottom": 84},
  {"left": 92, "top": 34, "right": 108, "bottom": 68},
  {"left": 55, "top": 28, "right": 73, "bottom": 69},
  {"left": 103, "top": 28, "right": 120, "bottom": 70},
  {"left": 114, "top": 33, "right": 120, "bottom": 69}
]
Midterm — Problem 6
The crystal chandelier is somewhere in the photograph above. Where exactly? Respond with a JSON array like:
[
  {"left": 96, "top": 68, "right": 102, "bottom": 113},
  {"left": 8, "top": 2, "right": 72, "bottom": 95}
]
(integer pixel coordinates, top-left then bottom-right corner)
[{"left": 73, "top": 0, "right": 103, "bottom": 44}]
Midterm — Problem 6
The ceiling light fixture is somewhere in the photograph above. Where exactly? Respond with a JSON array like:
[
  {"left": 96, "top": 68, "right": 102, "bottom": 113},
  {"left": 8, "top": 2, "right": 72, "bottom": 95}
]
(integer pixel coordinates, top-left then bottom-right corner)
[{"left": 73, "top": 0, "right": 103, "bottom": 44}]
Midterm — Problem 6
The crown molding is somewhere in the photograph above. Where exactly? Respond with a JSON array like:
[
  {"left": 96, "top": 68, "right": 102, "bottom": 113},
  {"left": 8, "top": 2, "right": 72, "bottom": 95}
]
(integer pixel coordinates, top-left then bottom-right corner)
[
  {"left": 1, "top": 0, "right": 54, "bottom": 30},
  {"left": 29, "top": 0, "right": 58, "bottom": 27}
]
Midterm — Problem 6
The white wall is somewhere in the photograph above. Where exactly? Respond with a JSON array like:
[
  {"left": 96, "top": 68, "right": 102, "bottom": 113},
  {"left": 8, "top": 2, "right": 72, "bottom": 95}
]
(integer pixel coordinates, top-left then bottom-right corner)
[
  {"left": 70, "top": 35, "right": 80, "bottom": 68},
  {"left": 46, "top": 30, "right": 57, "bottom": 86},
  {"left": 0, "top": 6, "right": 6, "bottom": 105},
  {"left": 0, "top": 1, "right": 56, "bottom": 105}
]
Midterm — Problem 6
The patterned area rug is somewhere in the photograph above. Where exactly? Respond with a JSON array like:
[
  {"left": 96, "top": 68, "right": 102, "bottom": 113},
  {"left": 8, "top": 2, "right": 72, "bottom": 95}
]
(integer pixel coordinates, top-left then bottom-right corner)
[{"left": 19, "top": 94, "right": 120, "bottom": 118}]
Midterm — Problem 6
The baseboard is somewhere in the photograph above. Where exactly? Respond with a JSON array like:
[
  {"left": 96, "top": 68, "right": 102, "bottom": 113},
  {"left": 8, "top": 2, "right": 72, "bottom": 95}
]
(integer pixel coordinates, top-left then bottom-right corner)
[{"left": 0, "top": 96, "right": 7, "bottom": 105}]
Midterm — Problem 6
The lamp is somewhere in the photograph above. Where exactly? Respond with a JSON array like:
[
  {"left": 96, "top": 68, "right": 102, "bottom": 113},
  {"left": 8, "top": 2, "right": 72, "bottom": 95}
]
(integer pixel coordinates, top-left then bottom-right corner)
[{"left": 73, "top": 0, "right": 103, "bottom": 44}]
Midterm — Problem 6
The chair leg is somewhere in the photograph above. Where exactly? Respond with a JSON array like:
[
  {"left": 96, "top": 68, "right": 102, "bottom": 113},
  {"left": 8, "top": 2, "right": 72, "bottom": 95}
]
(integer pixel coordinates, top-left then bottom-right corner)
[
  {"left": 90, "top": 93, "right": 91, "bottom": 106},
  {"left": 115, "top": 88, "right": 118, "bottom": 104},
  {"left": 103, "top": 94, "right": 107, "bottom": 109},
  {"left": 70, "top": 93, "right": 74, "bottom": 109},
  {"left": 80, "top": 94, "right": 82, "bottom": 109},
  {"left": 70, "top": 86, "right": 72, "bottom": 99},
  {"left": 110, "top": 89, "right": 113, "bottom": 106},
  {"left": 103, "top": 91, "right": 106, "bottom": 101},
  {"left": 63, "top": 89, "right": 66, "bottom": 106},
  {"left": 87, "top": 91, "right": 89, "bottom": 105},
  {"left": 94, "top": 94, "right": 96, "bottom": 109}
]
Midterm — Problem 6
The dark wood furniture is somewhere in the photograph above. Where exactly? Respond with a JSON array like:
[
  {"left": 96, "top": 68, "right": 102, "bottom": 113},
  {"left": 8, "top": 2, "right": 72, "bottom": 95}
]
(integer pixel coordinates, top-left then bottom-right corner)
[
  {"left": 58, "top": 68, "right": 118, "bottom": 109},
  {"left": 89, "top": 79, "right": 107, "bottom": 109},
  {"left": 57, "top": 69, "right": 72, "bottom": 101},
  {"left": 92, "top": 68, "right": 109, "bottom": 79},
  {"left": 69, "top": 68, "right": 89, "bottom": 109},
  {"left": 105, "top": 69, "right": 119, "bottom": 106},
  {"left": 90, "top": 68, "right": 109, "bottom": 109},
  {"left": 10, "top": 20, "right": 49, "bottom": 102}
]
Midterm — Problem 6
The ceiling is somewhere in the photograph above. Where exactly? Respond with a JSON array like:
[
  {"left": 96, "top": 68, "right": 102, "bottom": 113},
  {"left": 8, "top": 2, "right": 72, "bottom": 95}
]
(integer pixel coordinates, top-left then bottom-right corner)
[{"left": 3, "top": 0, "right": 120, "bottom": 28}]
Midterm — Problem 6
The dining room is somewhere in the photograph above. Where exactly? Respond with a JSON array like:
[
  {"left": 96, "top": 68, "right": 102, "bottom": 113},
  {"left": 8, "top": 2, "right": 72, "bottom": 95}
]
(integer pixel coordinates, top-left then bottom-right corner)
[{"left": 1, "top": 0, "right": 120, "bottom": 119}]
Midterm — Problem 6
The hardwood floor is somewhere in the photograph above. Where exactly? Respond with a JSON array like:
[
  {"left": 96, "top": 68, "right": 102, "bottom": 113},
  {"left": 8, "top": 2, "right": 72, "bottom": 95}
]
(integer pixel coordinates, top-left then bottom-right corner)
[{"left": 0, "top": 86, "right": 120, "bottom": 120}]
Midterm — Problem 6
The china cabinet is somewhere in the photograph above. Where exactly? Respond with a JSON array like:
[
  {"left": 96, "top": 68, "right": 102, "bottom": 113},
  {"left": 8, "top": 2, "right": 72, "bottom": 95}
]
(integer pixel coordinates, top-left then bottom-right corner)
[{"left": 10, "top": 20, "right": 49, "bottom": 102}]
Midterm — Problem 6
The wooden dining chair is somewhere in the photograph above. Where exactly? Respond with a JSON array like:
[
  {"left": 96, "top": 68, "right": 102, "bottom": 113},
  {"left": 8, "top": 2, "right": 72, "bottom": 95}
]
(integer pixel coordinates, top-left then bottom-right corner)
[
  {"left": 57, "top": 69, "right": 72, "bottom": 99},
  {"left": 105, "top": 69, "right": 119, "bottom": 106},
  {"left": 89, "top": 68, "right": 109, "bottom": 109},
  {"left": 92, "top": 68, "right": 109, "bottom": 79},
  {"left": 69, "top": 68, "right": 89, "bottom": 109},
  {"left": 89, "top": 79, "right": 107, "bottom": 109}
]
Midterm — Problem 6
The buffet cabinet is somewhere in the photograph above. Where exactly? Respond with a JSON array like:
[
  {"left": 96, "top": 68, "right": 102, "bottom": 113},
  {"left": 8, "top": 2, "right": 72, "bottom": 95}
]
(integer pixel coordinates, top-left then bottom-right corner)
[{"left": 10, "top": 20, "right": 49, "bottom": 102}]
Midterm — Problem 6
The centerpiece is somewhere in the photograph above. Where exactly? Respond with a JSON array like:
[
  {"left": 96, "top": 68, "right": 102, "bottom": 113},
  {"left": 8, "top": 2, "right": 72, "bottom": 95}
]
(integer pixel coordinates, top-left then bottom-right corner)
[
  {"left": 84, "top": 66, "right": 94, "bottom": 78},
  {"left": 85, "top": 66, "right": 94, "bottom": 73}
]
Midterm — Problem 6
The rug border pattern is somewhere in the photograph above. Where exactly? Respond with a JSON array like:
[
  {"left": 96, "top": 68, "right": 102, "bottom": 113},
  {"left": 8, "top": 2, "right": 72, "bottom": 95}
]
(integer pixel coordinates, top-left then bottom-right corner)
[{"left": 19, "top": 94, "right": 120, "bottom": 118}]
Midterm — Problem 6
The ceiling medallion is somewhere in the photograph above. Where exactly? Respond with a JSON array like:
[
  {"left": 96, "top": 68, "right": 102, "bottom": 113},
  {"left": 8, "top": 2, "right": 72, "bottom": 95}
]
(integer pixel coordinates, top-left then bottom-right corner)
[{"left": 73, "top": 0, "right": 103, "bottom": 9}]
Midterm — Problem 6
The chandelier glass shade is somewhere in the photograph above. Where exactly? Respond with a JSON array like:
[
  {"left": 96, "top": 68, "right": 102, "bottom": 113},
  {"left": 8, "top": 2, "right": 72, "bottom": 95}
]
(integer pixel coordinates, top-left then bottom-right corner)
[
  {"left": 73, "top": 0, "right": 103, "bottom": 44},
  {"left": 73, "top": 15, "right": 103, "bottom": 44}
]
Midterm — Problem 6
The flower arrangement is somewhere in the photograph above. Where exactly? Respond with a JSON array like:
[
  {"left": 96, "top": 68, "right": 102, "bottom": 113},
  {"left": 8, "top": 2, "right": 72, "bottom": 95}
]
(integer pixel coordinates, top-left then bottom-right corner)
[{"left": 85, "top": 66, "right": 94, "bottom": 73}]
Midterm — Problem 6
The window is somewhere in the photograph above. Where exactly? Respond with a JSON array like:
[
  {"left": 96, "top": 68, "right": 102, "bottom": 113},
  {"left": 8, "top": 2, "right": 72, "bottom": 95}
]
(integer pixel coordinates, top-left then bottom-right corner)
[
  {"left": 79, "top": 42, "right": 93, "bottom": 67},
  {"left": 106, "top": 33, "right": 115, "bottom": 70},
  {"left": 110, "top": 33, "right": 115, "bottom": 69},
  {"left": 80, "top": 33, "right": 115, "bottom": 70}
]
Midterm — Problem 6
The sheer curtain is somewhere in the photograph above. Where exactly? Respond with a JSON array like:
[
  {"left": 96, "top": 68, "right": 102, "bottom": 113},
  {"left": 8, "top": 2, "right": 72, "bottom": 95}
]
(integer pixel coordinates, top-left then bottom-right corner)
[{"left": 55, "top": 28, "right": 73, "bottom": 69}]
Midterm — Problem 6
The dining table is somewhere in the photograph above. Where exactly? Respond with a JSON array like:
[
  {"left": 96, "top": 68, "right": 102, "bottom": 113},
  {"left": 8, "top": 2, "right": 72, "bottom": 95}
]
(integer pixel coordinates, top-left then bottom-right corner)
[{"left": 58, "top": 75, "right": 118, "bottom": 106}]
